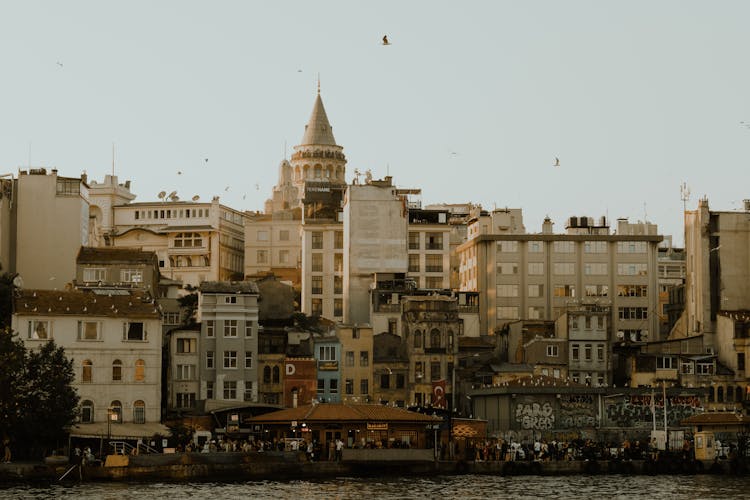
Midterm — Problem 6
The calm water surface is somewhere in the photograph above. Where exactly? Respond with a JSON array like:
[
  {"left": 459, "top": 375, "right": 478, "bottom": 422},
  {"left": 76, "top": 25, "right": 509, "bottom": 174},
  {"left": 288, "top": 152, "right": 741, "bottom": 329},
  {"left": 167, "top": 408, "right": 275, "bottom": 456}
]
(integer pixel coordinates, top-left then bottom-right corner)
[{"left": 1, "top": 475, "right": 748, "bottom": 499}]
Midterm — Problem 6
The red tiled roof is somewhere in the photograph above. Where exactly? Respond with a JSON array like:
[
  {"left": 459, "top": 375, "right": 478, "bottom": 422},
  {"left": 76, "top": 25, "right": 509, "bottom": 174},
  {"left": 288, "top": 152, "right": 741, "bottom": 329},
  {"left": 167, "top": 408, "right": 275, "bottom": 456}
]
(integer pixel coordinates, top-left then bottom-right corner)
[
  {"left": 13, "top": 289, "right": 160, "bottom": 318},
  {"left": 248, "top": 404, "right": 440, "bottom": 424}
]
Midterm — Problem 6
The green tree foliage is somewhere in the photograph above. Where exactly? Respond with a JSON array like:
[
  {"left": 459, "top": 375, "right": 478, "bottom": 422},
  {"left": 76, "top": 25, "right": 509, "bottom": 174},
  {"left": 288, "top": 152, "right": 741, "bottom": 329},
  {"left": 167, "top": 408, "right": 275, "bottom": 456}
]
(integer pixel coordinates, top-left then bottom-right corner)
[
  {"left": 178, "top": 285, "right": 198, "bottom": 326},
  {"left": 0, "top": 329, "right": 79, "bottom": 459},
  {"left": 0, "top": 273, "right": 16, "bottom": 329}
]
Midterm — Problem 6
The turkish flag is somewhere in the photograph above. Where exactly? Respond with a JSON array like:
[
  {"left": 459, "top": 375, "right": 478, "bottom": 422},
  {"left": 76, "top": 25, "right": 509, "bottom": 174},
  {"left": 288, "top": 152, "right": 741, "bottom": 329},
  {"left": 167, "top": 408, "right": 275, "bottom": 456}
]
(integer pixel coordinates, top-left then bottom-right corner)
[{"left": 432, "top": 379, "right": 447, "bottom": 409}]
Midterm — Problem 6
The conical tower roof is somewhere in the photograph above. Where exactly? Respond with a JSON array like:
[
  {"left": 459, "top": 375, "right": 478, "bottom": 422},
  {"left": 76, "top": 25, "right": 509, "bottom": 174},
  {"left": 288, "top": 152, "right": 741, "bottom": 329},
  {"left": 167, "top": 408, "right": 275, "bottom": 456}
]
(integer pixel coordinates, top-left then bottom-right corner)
[{"left": 300, "top": 92, "right": 337, "bottom": 146}]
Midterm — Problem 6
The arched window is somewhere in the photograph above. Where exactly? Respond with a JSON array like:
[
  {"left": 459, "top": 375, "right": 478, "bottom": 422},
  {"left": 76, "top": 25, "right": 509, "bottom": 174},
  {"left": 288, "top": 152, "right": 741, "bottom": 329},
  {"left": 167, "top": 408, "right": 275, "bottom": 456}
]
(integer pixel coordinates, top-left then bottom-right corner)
[
  {"left": 82, "top": 360, "right": 93, "bottom": 383},
  {"left": 133, "top": 400, "right": 145, "bottom": 424},
  {"left": 708, "top": 387, "right": 715, "bottom": 402},
  {"left": 717, "top": 386, "right": 724, "bottom": 402},
  {"left": 263, "top": 366, "right": 271, "bottom": 384},
  {"left": 134, "top": 359, "right": 145, "bottom": 382},
  {"left": 272, "top": 366, "right": 280, "bottom": 384},
  {"left": 80, "top": 400, "right": 94, "bottom": 423},
  {"left": 110, "top": 400, "right": 122, "bottom": 423},
  {"left": 430, "top": 329, "right": 441, "bottom": 349},
  {"left": 112, "top": 359, "right": 122, "bottom": 381},
  {"left": 413, "top": 330, "right": 422, "bottom": 349}
]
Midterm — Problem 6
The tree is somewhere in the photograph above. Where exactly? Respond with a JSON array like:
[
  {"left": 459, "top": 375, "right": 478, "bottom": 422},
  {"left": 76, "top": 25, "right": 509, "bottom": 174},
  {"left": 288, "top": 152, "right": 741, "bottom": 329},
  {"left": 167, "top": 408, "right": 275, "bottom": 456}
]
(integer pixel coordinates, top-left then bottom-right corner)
[
  {"left": 0, "top": 331, "right": 79, "bottom": 459},
  {"left": 178, "top": 285, "right": 199, "bottom": 326},
  {"left": 0, "top": 329, "right": 27, "bottom": 440}
]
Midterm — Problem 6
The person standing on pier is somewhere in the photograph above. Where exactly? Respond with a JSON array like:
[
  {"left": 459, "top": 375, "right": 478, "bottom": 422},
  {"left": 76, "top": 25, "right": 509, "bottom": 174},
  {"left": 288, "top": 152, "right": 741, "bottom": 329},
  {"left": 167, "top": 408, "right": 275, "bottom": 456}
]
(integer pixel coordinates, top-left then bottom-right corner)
[{"left": 2, "top": 437, "right": 10, "bottom": 463}]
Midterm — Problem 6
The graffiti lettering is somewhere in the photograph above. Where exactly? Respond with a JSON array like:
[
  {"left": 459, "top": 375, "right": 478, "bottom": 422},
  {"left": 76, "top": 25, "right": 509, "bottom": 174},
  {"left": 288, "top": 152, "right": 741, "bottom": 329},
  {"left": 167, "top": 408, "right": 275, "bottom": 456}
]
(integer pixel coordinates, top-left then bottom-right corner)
[{"left": 515, "top": 402, "right": 555, "bottom": 430}]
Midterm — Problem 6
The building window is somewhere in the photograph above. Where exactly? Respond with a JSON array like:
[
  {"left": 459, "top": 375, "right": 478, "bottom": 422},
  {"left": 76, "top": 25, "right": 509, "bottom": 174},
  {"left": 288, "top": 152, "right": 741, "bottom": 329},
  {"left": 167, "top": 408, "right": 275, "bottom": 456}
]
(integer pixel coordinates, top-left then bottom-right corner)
[
  {"left": 396, "top": 374, "right": 405, "bottom": 388},
  {"left": 413, "top": 330, "right": 423, "bottom": 349},
  {"left": 528, "top": 306, "right": 544, "bottom": 319},
  {"left": 360, "top": 351, "right": 369, "bottom": 367},
  {"left": 430, "top": 329, "right": 442, "bottom": 349},
  {"left": 617, "top": 285, "right": 648, "bottom": 297},
  {"left": 245, "top": 321, "right": 253, "bottom": 338},
  {"left": 618, "top": 307, "right": 648, "bottom": 320},
  {"left": 311, "top": 298, "right": 322, "bottom": 316},
  {"left": 257, "top": 250, "right": 268, "bottom": 264},
  {"left": 224, "top": 319, "right": 238, "bottom": 337},
  {"left": 224, "top": 351, "right": 238, "bottom": 369},
  {"left": 206, "top": 381, "right": 214, "bottom": 399},
  {"left": 329, "top": 379, "right": 338, "bottom": 394},
  {"left": 426, "top": 233, "right": 443, "bottom": 250},
  {"left": 319, "top": 345, "right": 336, "bottom": 361},
  {"left": 497, "top": 306, "right": 519, "bottom": 319},
  {"left": 360, "top": 379, "right": 369, "bottom": 395},
  {"left": 584, "top": 263, "right": 607, "bottom": 275},
  {"left": 553, "top": 285, "right": 576, "bottom": 297},
  {"left": 528, "top": 262, "right": 544, "bottom": 275},
  {"left": 123, "top": 322, "right": 146, "bottom": 341},
  {"left": 584, "top": 345, "right": 592, "bottom": 361},
  {"left": 380, "top": 374, "right": 390, "bottom": 389},
  {"left": 311, "top": 253, "right": 323, "bottom": 272},
  {"left": 334, "top": 299, "right": 343, "bottom": 317},
  {"left": 81, "top": 359, "right": 93, "bottom": 383},
  {"left": 528, "top": 241, "right": 543, "bottom": 253},
  {"left": 345, "top": 351, "right": 354, "bottom": 367},
  {"left": 224, "top": 296, "right": 237, "bottom": 304},
  {"left": 430, "top": 362, "right": 441, "bottom": 381},
  {"left": 83, "top": 268, "right": 106, "bottom": 282},
  {"left": 120, "top": 269, "right": 143, "bottom": 283},
  {"left": 617, "top": 241, "right": 647, "bottom": 253},
  {"left": 257, "top": 230, "right": 268, "bottom": 242},
  {"left": 345, "top": 379, "right": 354, "bottom": 395},
  {"left": 272, "top": 366, "right": 280, "bottom": 383},
  {"left": 81, "top": 400, "right": 94, "bottom": 423},
  {"left": 206, "top": 320, "right": 215, "bottom": 337},
  {"left": 311, "top": 276, "right": 323, "bottom": 294},
  {"left": 77, "top": 321, "right": 99, "bottom": 340},
  {"left": 656, "top": 357, "right": 675, "bottom": 369},
  {"left": 334, "top": 253, "right": 343, "bottom": 273},
  {"left": 263, "top": 366, "right": 271, "bottom": 383},
  {"left": 553, "top": 241, "right": 575, "bottom": 253},
  {"left": 408, "top": 254, "right": 420, "bottom": 272},
  {"left": 112, "top": 359, "right": 122, "bottom": 381},
  {"left": 174, "top": 232, "right": 203, "bottom": 248},
  {"left": 597, "top": 345, "right": 604, "bottom": 361},
  {"left": 279, "top": 249, "right": 289, "bottom": 264},
  {"left": 28, "top": 320, "right": 51, "bottom": 340},
  {"left": 497, "top": 284, "right": 519, "bottom": 297},
  {"left": 528, "top": 284, "right": 544, "bottom": 297},
  {"left": 176, "top": 393, "right": 196, "bottom": 409},
  {"left": 415, "top": 362, "right": 424, "bottom": 379},
  {"left": 571, "top": 345, "right": 579, "bottom": 361},
  {"left": 110, "top": 401, "right": 122, "bottom": 423},
  {"left": 553, "top": 263, "right": 575, "bottom": 275},
  {"left": 617, "top": 263, "right": 648, "bottom": 276},
  {"left": 279, "top": 229, "right": 289, "bottom": 241},
  {"left": 497, "top": 241, "right": 518, "bottom": 253},
  {"left": 311, "top": 231, "right": 323, "bottom": 249},
  {"left": 425, "top": 277, "right": 443, "bottom": 288},
  {"left": 164, "top": 312, "right": 181, "bottom": 325},
  {"left": 245, "top": 351, "right": 253, "bottom": 369},
  {"left": 546, "top": 345, "right": 558, "bottom": 357},
  {"left": 584, "top": 285, "right": 609, "bottom": 297},
  {"left": 177, "top": 338, "right": 197, "bottom": 353},
  {"left": 334, "top": 231, "right": 344, "bottom": 249},
  {"left": 206, "top": 351, "right": 214, "bottom": 369},
  {"left": 317, "top": 379, "right": 325, "bottom": 394},
  {"left": 497, "top": 262, "right": 518, "bottom": 275},
  {"left": 408, "top": 232, "right": 420, "bottom": 250},
  {"left": 426, "top": 254, "right": 443, "bottom": 272},
  {"left": 223, "top": 381, "right": 237, "bottom": 400},
  {"left": 134, "top": 359, "right": 145, "bottom": 381},
  {"left": 177, "top": 364, "right": 196, "bottom": 380},
  {"left": 584, "top": 241, "right": 607, "bottom": 253}
]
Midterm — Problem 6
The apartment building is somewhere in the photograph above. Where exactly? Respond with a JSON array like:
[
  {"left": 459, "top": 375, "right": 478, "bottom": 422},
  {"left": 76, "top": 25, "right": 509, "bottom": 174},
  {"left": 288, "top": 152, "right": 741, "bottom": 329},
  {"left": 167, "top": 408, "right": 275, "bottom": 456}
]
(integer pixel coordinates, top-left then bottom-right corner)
[
  {"left": 458, "top": 214, "right": 662, "bottom": 341},
  {"left": 112, "top": 197, "right": 244, "bottom": 288},
  {"left": 169, "top": 326, "right": 201, "bottom": 411},
  {"left": 12, "top": 289, "right": 162, "bottom": 425},
  {"left": 11, "top": 168, "right": 91, "bottom": 289},
  {"left": 198, "top": 281, "right": 260, "bottom": 411},
  {"left": 74, "top": 247, "right": 160, "bottom": 298},
  {"left": 339, "top": 324, "right": 374, "bottom": 404}
]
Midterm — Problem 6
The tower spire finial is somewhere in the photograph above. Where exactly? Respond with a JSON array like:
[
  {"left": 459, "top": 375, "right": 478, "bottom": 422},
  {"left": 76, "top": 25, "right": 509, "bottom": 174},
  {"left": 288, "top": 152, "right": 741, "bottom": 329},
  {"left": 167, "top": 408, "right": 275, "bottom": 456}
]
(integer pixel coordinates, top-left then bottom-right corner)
[{"left": 317, "top": 73, "right": 320, "bottom": 94}]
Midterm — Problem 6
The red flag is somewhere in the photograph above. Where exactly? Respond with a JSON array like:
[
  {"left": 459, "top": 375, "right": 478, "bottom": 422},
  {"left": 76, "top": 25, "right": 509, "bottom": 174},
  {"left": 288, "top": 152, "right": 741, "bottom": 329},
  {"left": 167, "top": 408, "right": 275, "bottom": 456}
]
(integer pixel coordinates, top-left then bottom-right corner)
[{"left": 432, "top": 379, "right": 447, "bottom": 409}]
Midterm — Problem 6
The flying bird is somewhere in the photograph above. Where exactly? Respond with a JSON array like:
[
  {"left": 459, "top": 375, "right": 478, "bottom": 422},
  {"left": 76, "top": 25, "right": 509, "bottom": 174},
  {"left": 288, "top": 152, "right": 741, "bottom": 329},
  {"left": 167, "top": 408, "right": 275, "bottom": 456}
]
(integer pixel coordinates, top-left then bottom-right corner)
[
  {"left": 56, "top": 61, "right": 63, "bottom": 67},
  {"left": 204, "top": 158, "right": 209, "bottom": 163},
  {"left": 382, "top": 35, "right": 391, "bottom": 45},
  {"left": 741, "top": 121, "right": 750, "bottom": 129},
  {"left": 242, "top": 194, "right": 247, "bottom": 200},
  {"left": 225, "top": 186, "right": 230, "bottom": 191},
  {"left": 255, "top": 183, "right": 260, "bottom": 190},
  {"left": 177, "top": 171, "right": 182, "bottom": 175},
  {"left": 553, "top": 157, "right": 560, "bottom": 167}
]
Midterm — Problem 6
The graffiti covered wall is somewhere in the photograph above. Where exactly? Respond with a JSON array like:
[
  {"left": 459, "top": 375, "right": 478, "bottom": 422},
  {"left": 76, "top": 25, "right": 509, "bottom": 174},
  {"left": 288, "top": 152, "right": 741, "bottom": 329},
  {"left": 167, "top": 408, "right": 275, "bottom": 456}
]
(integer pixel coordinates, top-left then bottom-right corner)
[{"left": 603, "top": 394, "right": 703, "bottom": 428}]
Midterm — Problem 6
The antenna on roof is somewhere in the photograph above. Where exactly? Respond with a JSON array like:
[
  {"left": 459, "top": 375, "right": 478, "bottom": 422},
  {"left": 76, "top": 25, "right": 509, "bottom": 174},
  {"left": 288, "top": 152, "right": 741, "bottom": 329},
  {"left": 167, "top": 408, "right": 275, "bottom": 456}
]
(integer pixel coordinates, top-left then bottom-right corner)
[
  {"left": 192, "top": 195, "right": 200, "bottom": 202},
  {"left": 157, "top": 191, "right": 166, "bottom": 200}
]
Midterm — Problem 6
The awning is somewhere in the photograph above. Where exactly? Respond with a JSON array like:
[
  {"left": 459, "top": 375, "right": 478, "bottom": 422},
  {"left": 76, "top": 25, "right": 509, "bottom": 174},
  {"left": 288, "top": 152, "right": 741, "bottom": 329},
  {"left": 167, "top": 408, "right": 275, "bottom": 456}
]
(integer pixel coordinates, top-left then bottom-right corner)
[{"left": 69, "top": 422, "right": 171, "bottom": 439}]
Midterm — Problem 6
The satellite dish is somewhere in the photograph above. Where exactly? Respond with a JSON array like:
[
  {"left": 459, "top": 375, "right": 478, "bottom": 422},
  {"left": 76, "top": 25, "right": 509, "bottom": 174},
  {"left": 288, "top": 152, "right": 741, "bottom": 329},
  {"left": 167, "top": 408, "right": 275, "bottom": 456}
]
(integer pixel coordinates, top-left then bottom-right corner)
[
  {"left": 191, "top": 195, "right": 200, "bottom": 201},
  {"left": 168, "top": 191, "right": 177, "bottom": 200},
  {"left": 12, "top": 275, "right": 23, "bottom": 288},
  {"left": 157, "top": 191, "right": 166, "bottom": 199}
]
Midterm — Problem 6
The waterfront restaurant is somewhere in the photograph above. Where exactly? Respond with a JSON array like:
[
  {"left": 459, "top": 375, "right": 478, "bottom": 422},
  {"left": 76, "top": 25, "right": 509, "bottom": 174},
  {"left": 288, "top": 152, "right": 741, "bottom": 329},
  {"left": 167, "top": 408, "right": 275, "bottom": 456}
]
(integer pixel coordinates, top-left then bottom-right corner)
[{"left": 246, "top": 403, "right": 441, "bottom": 450}]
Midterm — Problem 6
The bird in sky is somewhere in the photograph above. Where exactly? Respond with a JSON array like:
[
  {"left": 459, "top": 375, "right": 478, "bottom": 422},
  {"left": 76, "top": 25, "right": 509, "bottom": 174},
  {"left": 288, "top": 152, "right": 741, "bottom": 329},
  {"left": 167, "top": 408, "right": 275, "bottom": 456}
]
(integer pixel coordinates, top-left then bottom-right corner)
[
  {"left": 177, "top": 171, "right": 182, "bottom": 175},
  {"left": 225, "top": 186, "right": 230, "bottom": 191},
  {"left": 382, "top": 35, "right": 390, "bottom": 45},
  {"left": 255, "top": 183, "right": 260, "bottom": 190},
  {"left": 297, "top": 69, "right": 303, "bottom": 73},
  {"left": 553, "top": 157, "right": 560, "bottom": 167},
  {"left": 204, "top": 158, "right": 209, "bottom": 163},
  {"left": 242, "top": 194, "right": 246, "bottom": 200},
  {"left": 56, "top": 61, "right": 63, "bottom": 67},
  {"left": 741, "top": 121, "right": 750, "bottom": 129}
]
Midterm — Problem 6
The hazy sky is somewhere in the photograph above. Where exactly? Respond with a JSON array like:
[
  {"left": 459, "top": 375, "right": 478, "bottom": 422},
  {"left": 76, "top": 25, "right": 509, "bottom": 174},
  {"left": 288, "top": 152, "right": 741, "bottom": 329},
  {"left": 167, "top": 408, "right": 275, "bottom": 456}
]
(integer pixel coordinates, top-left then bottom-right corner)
[{"left": 2, "top": 1, "right": 749, "bottom": 244}]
